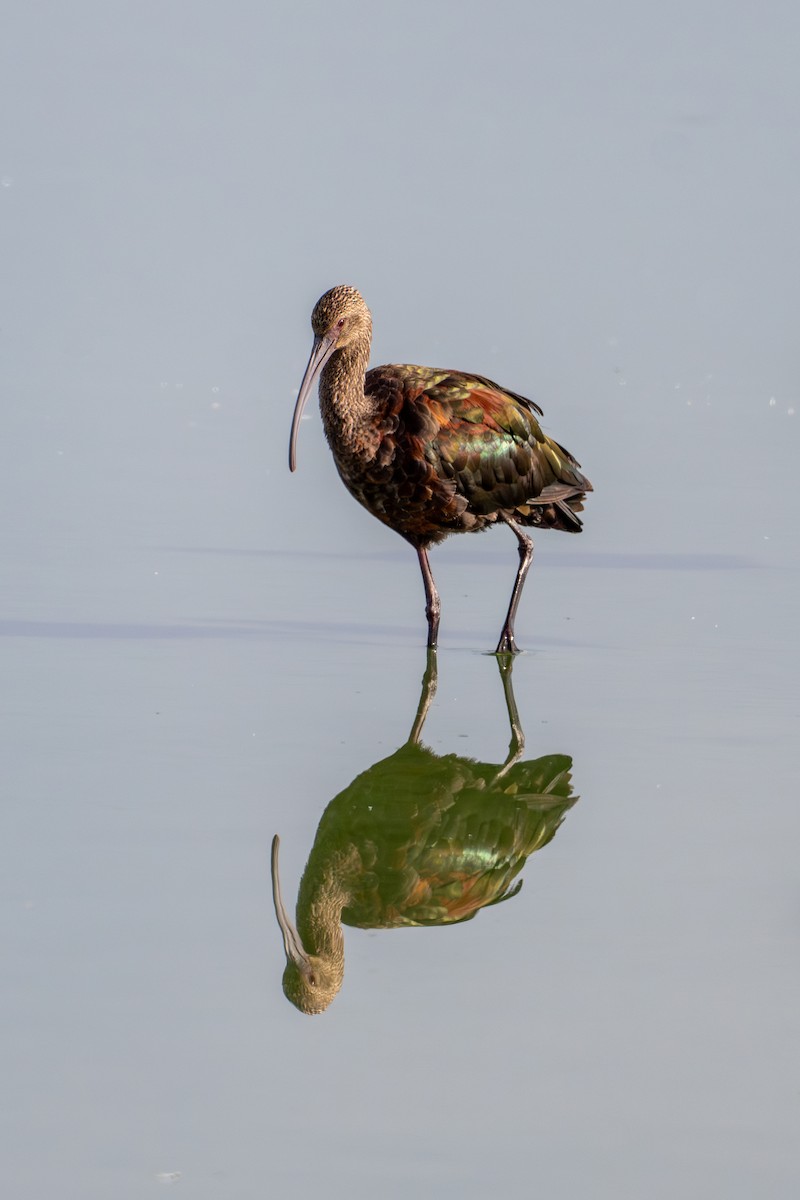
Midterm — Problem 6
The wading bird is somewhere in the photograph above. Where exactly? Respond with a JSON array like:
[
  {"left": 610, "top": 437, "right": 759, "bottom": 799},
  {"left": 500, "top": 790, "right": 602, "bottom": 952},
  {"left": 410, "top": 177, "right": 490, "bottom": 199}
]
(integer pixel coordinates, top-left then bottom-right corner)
[
  {"left": 271, "top": 652, "right": 578, "bottom": 1014},
  {"left": 290, "top": 286, "right": 592, "bottom": 652}
]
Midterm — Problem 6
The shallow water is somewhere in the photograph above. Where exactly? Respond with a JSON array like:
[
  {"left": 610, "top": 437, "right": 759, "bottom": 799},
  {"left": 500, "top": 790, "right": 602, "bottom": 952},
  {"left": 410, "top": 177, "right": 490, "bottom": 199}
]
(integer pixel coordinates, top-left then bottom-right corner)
[
  {"left": 2, "top": 2, "right": 799, "bottom": 1197},
  {"left": 4, "top": 526, "right": 797, "bottom": 1196}
]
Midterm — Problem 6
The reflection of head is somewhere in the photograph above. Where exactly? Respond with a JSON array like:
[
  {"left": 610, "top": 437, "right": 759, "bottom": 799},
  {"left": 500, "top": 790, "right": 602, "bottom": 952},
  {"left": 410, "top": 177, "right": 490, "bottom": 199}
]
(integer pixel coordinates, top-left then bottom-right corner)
[
  {"left": 271, "top": 835, "right": 345, "bottom": 1016},
  {"left": 282, "top": 958, "right": 343, "bottom": 1016}
]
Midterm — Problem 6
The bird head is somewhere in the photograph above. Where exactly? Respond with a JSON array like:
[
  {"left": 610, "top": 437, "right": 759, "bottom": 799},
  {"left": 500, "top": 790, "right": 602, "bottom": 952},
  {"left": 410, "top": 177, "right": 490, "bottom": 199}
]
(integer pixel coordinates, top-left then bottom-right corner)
[
  {"left": 311, "top": 285, "right": 372, "bottom": 350},
  {"left": 289, "top": 285, "right": 372, "bottom": 471}
]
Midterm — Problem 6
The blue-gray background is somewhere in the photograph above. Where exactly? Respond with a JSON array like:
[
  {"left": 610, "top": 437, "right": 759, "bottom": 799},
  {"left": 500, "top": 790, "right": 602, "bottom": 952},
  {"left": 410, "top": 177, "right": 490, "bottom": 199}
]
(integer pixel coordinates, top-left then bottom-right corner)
[{"left": 2, "top": 2, "right": 798, "bottom": 1196}]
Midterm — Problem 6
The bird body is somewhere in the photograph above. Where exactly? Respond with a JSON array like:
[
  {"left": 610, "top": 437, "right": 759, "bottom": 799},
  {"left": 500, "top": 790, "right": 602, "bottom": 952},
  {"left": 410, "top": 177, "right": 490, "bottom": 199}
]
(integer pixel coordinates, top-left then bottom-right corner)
[
  {"left": 331, "top": 363, "right": 589, "bottom": 545},
  {"left": 290, "top": 286, "right": 592, "bottom": 652}
]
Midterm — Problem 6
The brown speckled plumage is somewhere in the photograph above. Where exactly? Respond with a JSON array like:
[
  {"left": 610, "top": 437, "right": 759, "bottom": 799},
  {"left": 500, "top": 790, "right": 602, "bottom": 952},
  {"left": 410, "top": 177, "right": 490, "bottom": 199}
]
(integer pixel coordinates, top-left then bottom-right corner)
[{"left": 289, "top": 286, "right": 592, "bottom": 653}]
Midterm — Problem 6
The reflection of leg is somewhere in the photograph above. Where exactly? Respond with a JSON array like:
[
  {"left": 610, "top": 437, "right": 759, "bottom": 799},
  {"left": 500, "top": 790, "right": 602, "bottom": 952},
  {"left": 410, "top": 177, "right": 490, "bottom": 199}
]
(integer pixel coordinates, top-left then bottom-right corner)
[
  {"left": 408, "top": 646, "right": 438, "bottom": 745},
  {"left": 495, "top": 516, "right": 534, "bottom": 655},
  {"left": 494, "top": 653, "right": 525, "bottom": 777},
  {"left": 416, "top": 546, "right": 441, "bottom": 648}
]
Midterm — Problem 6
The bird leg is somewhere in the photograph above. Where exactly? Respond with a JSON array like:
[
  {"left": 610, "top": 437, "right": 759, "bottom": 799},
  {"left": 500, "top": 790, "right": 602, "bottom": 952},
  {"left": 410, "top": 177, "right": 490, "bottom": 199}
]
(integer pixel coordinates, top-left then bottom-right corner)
[
  {"left": 495, "top": 516, "right": 533, "bottom": 655},
  {"left": 416, "top": 546, "right": 441, "bottom": 648}
]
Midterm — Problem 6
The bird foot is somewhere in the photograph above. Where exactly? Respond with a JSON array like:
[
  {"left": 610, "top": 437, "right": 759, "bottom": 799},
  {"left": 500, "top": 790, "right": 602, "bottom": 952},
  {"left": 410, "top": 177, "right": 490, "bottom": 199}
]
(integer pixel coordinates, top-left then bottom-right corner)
[{"left": 494, "top": 630, "right": 520, "bottom": 655}]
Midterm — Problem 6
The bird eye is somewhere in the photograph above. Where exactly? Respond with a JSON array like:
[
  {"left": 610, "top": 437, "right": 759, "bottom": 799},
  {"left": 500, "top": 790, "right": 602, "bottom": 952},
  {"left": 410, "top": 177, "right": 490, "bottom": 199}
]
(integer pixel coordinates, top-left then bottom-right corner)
[
  {"left": 308, "top": 973, "right": 316, "bottom": 985},
  {"left": 336, "top": 317, "right": 346, "bottom": 329}
]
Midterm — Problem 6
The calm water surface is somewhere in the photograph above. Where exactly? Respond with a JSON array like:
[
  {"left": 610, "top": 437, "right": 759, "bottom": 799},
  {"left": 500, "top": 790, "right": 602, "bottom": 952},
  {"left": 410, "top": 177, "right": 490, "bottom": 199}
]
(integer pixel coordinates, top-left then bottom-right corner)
[
  {"left": 3, "top": 530, "right": 797, "bottom": 1197},
  {"left": 2, "top": 2, "right": 799, "bottom": 1197}
]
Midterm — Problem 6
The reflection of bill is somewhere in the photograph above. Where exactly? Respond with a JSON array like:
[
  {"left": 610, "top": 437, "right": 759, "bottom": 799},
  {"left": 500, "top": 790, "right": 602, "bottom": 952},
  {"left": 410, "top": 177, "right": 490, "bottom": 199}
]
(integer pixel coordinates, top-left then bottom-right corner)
[{"left": 271, "top": 652, "right": 578, "bottom": 1014}]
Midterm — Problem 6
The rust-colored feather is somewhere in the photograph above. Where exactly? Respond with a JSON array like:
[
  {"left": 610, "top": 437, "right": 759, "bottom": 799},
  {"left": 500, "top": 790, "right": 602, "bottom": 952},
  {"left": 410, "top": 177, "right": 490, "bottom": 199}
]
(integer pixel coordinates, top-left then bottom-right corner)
[{"left": 356, "top": 364, "right": 591, "bottom": 543}]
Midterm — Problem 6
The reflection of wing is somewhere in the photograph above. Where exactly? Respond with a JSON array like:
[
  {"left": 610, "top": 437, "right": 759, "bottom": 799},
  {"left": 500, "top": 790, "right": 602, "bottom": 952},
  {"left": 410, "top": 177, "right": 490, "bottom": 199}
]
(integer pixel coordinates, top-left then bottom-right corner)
[{"left": 305, "top": 745, "right": 576, "bottom": 930}]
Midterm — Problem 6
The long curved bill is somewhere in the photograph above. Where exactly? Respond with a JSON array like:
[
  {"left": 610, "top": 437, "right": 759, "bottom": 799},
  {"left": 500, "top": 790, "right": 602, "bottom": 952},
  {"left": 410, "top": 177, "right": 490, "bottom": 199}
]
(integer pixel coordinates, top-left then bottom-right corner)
[
  {"left": 288, "top": 333, "right": 338, "bottom": 471},
  {"left": 270, "top": 835, "right": 311, "bottom": 970}
]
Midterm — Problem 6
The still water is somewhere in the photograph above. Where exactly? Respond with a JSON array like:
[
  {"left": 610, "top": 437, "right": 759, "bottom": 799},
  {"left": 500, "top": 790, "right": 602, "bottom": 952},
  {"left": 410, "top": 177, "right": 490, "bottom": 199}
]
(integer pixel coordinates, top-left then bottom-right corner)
[
  {"left": 2, "top": 1, "right": 799, "bottom": 1196},
  {"left": 3, "top": 524, "right": 797, "bottom": 1196}
]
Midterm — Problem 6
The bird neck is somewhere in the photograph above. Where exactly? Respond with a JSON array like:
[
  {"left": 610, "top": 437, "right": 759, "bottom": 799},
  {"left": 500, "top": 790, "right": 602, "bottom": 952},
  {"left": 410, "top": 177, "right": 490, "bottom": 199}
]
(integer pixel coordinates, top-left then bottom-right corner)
[{"left": 318, "top": 337, "right": 379, "bottom": 460}]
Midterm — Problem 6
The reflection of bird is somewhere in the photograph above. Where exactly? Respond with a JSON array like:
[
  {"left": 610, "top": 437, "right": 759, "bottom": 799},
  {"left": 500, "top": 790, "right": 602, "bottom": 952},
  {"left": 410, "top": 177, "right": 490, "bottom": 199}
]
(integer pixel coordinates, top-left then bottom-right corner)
[
  {"left": 289, "top": 286, "right": 592, "bottom": 652},
  {"left": 271, "top": 652, "right": 578, "bottom": 1014}
]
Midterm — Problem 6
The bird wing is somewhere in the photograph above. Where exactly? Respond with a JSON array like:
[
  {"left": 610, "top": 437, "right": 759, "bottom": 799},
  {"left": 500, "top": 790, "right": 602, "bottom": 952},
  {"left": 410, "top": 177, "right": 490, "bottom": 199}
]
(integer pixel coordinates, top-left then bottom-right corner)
[{"left": 381, "top": 366, "right": 590, "bottom": 515}]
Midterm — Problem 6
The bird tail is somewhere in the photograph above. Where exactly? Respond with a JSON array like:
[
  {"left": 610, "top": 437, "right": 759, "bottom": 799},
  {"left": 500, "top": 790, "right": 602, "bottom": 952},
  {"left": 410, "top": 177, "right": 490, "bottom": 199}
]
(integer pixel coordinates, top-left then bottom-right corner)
[{"left": 515, "top": 491, "right": 588, "bottom": 532}]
